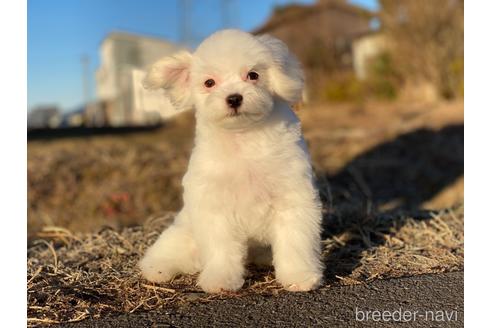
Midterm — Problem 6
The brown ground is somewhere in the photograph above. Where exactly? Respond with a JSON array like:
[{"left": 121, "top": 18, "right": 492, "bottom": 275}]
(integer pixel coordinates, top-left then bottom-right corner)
[{"left": 27, "top": 100, "right": 464, "bottom": 326}]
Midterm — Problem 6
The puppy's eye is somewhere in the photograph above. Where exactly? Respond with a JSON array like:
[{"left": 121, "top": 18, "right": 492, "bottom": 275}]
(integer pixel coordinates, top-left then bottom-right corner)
[
  {"left": 204, "top": 79, "right": 215, "bottom": 88},
  {"left": 247, "top": 71, "right": 259, "bottom": 81}
]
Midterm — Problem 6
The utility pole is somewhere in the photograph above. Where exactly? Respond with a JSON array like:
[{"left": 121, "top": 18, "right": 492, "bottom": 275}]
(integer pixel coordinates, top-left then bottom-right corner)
[
  {"left": 180, "top": 0, "right": 192, "bottom": 46},
  {"left": 221, "top": 0, "right": 232, "bottom": 29},
  {"left": 81, "top": 54, "right": 90, "bottom": 105}
]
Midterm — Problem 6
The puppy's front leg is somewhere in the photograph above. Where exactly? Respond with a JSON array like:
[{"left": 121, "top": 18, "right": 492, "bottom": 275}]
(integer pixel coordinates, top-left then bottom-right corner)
[
  {"left": 196, "top": 220, "right": 247, "bottom": 293},
  {"left": 272, "top": 206, "right": 323, "bottom": 291}
]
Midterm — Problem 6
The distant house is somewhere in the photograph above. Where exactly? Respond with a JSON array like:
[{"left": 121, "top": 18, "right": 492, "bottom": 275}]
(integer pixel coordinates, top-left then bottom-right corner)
[
  {"left": 60, "top": 107, "right": 85, "bottom": 128},
  {"left": 95, "top": 32, "right": 185, "bottom": 126},
  {"left": 253, "top": 0, "right": 374, "bottom": 74},
  {"left": 352, "top": 32, "right": 389, "bottom": 80},
  {"left": 27, "top": 106, "right": 61, "bottom": 129}
]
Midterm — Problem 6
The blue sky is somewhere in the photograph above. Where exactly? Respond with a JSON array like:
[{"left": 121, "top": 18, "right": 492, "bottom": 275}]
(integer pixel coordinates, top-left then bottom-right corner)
[{"left": 28, "top": 0, "right": 378, "bottom": 112}]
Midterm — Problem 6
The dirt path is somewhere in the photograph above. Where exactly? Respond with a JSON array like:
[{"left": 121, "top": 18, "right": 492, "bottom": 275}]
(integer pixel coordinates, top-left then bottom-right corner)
[{"left": 57, "top": 271, "right": 463, "bottom": 328}]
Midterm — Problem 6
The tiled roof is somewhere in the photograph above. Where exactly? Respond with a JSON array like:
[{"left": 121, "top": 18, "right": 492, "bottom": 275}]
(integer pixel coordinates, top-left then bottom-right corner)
[{"left": 253, "top": 0, "right": 374, "bottom": 34}]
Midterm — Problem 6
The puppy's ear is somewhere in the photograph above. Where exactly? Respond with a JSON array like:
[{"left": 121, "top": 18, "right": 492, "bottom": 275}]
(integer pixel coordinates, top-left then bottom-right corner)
[
  {"left": 256, "top": 35, "right": 304, "bottom": 104},
  {"left": 143, "top": 50, "right": 193, "bottom": 111}
]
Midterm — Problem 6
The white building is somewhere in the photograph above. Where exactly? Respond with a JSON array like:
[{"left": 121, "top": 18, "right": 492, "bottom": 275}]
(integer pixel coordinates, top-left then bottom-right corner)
[
  {"left": 352, "top": 32, "right": 389, "bottom": 80},
  {"left": 28, "top": 106, "right": 61, "bottom": 129},
  {"left": 95, "top": 32, "right": 185, "bottom": 126}
]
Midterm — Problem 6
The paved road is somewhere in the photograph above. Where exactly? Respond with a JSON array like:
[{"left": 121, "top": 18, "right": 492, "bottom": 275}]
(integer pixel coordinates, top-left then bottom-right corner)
[{"left": 58, "top": 271, "right": 463, "bottom": 328}]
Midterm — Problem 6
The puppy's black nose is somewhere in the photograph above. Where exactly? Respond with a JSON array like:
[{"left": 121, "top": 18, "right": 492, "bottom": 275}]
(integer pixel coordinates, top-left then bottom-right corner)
[{"left": 226, "top": 94, "right": 243, "bottom": 109}]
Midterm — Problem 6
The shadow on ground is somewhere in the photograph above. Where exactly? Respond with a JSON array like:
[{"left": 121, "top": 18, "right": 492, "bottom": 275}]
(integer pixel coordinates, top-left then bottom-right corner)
[
  {"left": 318, "top": 124, "right": 464, "bottom": 281},
  {"left": 27, "top": 124, "right": 164, "bottom": 141}
]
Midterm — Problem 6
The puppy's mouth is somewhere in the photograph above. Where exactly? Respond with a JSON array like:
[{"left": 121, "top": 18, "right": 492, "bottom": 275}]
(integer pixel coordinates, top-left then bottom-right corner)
[{"left": 226, "top": 108, "right": 241, "bottom": 117}]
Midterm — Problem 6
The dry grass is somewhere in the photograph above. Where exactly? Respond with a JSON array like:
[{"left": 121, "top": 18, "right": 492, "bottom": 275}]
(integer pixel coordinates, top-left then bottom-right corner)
[
  {"left": 27, "top": 113, "right": 195, "bottom": 238},
  {"left": 27, "top": 206, "right": 463, "bottom": 326}
]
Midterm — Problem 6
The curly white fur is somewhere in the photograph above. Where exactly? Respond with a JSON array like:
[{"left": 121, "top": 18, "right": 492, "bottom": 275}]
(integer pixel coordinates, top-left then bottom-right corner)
[{"left": 139, "top": 29, "right": 323, "bottom": 293}]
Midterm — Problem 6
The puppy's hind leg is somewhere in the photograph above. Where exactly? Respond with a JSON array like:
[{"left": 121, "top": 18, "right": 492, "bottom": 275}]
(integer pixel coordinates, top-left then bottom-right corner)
[{"left": 139, "top": 212, "right": 200, "bottom": 283}]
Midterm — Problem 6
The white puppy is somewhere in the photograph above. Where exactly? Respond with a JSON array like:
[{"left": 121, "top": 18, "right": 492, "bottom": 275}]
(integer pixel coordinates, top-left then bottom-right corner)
[{"left": 139, "top": 29, "right": 323, "bottom": 293}]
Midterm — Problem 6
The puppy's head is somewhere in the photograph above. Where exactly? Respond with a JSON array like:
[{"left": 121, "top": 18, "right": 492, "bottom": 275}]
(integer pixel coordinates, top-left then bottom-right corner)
[{"left": 144, "top": 29, "right": 304, "bottom": 130}]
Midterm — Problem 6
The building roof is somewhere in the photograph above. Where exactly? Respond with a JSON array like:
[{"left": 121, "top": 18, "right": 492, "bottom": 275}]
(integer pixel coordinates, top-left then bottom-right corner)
[
  {"left": 253, "top": 0, "right": 374, "bottom": 34},
  {"left": 351, "top": 29, "right": 382, "bottom": 41}
]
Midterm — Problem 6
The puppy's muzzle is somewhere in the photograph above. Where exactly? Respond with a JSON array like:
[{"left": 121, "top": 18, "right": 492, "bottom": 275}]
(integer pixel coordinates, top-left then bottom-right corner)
[{"left": 226, "top": 94, "right": 243, "bottom": 110}]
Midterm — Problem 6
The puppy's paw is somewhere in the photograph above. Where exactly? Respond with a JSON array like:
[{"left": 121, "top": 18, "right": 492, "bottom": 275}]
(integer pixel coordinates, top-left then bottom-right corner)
[
  {"left": 278, "top": 271, "right": 323, "bottom": 292},
  {"left": 197, "top": 267, "right": 244, "bottom": 293},
  {"left": 138, "top": 256, "right": 175, "bottom": 283}
]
